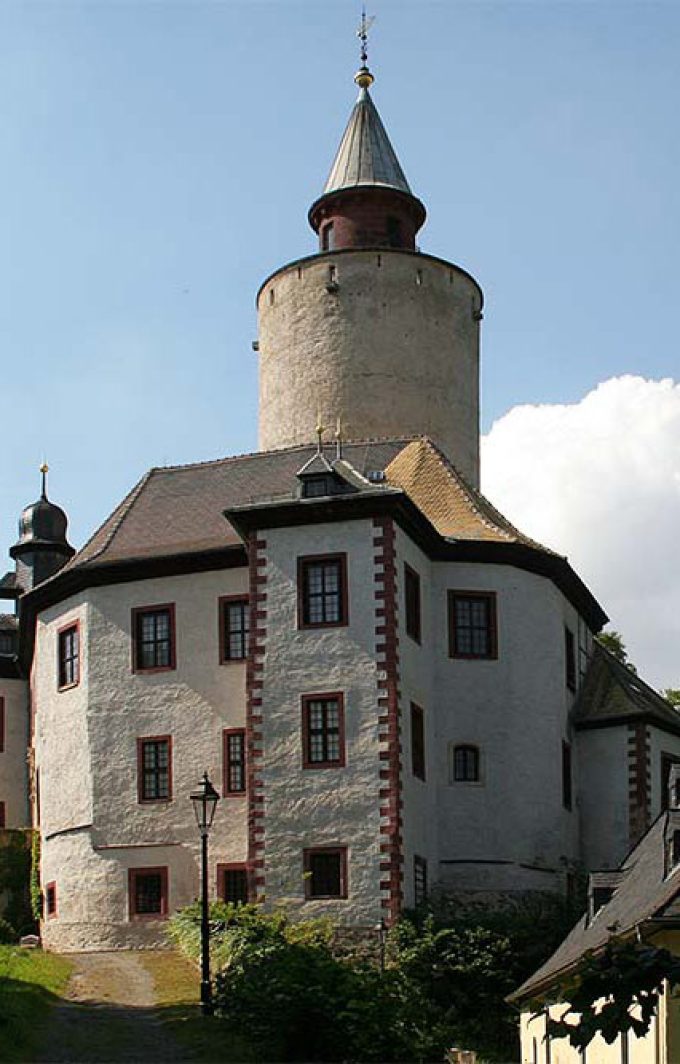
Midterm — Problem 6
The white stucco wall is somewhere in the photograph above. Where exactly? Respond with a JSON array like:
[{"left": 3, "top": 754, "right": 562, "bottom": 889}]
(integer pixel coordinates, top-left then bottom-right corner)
[
  {"left": 431, "top": 563, "right": 581, "bottom": 894},
  {"left": 0, "top": 676, "right": 29, "bottom": 828},
  {"left": 519, "top": 999, "right": 661, "bottom": 1064},
  {"left": 395, "top": 528, "right": 437, "bottom": 907},
  {"left": 33, "top": 566, "right": 250, "bottom": 951},
  {"left": 577, "top": 726, "right": 629, "bottom": 871},
  {"left": 256, "top": 519, "right": 385, "bottom": 925}
]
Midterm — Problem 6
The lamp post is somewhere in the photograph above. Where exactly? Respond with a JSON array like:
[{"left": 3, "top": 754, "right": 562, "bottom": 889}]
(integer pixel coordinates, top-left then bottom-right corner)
[
  {"left": 190, "top": 771, "right": 220, "bottom": 1016},
  {"left": 375, "top": 918, "right": 387, "bottom": 973}
]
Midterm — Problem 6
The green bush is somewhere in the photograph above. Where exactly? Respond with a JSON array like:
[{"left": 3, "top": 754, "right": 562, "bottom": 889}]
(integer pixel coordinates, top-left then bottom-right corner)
[{"left": 169, "top": 894, "right": 583, "bottom": 1063}]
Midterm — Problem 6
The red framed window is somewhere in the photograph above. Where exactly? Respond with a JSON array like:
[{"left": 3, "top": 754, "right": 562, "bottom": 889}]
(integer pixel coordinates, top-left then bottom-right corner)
[
  {"left": 223, "top": 729, "right": 246, "bottom": 795},
  {"left": 0, "top": 696, "right": 4, "bottom": 753},
  {"left": 298, "top": 554, "right": 348, "bottom": 628},
  {"left": 303, "top": 846, "right": 348, "bottom": 899},
  {"left": 45, "top": 881, "right": 57, "bottom": 918},
  {"left": 132, "top": 605, "right": 176, "bottom": 672},
  {"left": 137, "top": 736, "right": 172, "bottom": 802},
  {"left": 448, "top": 591, "right": 497, "bottom": 659},
  {"left": 217, "top": 863, "right": 249, "bottom": 905},
  {"left": 404, "top": 564, "right": 421, "bottom": 643},
  {"left": 302, "top": 693, "right": 345, "bottom": 769},
  {"left": 0, "top": 802, "right": 5, "bottom": 828},
  {"left": 414, "top": 855, "right": 427, "bottom": 906},
  {"left": 58, "top": 622, "right": 80, "bottom": 689},
  {"left": 452, "top": 744, "right": 480, "bottom": 783},
  {"left": 128, "top": 867, "right": 168, "bottom": 919},
  {"left": 410, "top": 703, "right": 425, "bottom": 781},
  {"left": 219, "top": 596, "right": 250, "bottom": 663},
  {"left": 565, "top": 626, "right": 576, "bottom": 691}
]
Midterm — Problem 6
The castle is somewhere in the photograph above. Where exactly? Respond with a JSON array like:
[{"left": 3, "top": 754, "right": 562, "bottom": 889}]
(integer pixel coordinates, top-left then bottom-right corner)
[{"left": 2, "top": 54, "right": 679, "bottom": 953}]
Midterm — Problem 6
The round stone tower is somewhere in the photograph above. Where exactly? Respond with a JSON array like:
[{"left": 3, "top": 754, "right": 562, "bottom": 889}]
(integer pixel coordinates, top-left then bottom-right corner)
[{"left": 257, "top": 63, "right": 483, "bottom": 488}]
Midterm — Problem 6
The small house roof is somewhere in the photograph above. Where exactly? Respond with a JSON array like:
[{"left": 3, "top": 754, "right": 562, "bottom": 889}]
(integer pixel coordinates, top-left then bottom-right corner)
[{"left": 572, "top": 643, "right": 680, "bottom": 735}]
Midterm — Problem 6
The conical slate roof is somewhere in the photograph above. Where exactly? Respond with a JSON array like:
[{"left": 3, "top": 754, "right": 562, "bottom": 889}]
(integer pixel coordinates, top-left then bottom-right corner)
[{"left": 323, "top": 86, "right": 412, "bottom": 196}]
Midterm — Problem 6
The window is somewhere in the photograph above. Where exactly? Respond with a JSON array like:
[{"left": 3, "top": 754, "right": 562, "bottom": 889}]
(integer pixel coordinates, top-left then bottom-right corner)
[
  {"left": 218, "top": 864, "right": 249, "bottom": 905},
  {"left": 0, "top": 696, "right": 4, "bottom": 753},
  {"left": 448, "top": 591, "right": 497, "bottom": 659},
  {"left": 302, "top": 694, "right": 345, "bottom": 769},
  {"left": 303, "top": 847, "right": 348, "bottom": 899},
  {"left": 565, "top": 626, "right": 576, "bottom": 691},
  {"left": 45, "top": 882, "right": 57, "bottom": 918},
  {"left": 661, "top": 754, "right": 680, "bottom": 811},
  {"left": 672, "top": 831, "right": 680, "bottom": 868},
  {"left": 414, "top": 855, "right": 427, "bottom": 906},
  {"left": 137, "top": 737, "right": 172, "bottom": 802},
  {"left": 298, "top": 554, "right": 348, "bottom": 628},
  {"left": 0, "top": 630, "right": 16, "bottom": 655},
  {"left": 220, "top": 597, "right": 250, "bottom": 663},
  {"left": 387, "top": 216, "right": 401, "bottom": 247},
  {"left": 404, "top": 564, "right": 421, "bottom": 643},
  {"left": 132, "top": 605, "right": 176, "bottom": 672},
  {"left": 321, "top": 222, "right": 335, "bottom": 251},
  {"left": 302, "top": 475, "right": 335, "bottom": 498},
  {"left": 410, "top": 703, "right": 425, "bottom": 781},
  {"left": 128, "top": 867, "right": 168, "bottom": 919},
  {"left": 562, "top": 741, "right": 572, "bottom": 811},
  {"left": 452, "top": 744, "right": 480, "bottom": 783},
  {"left": 223, "top": 729, "right": 247, "bottom": 794},
  {"left": 58, "top": 622, "right": 80, "bottom": 689},
  {"left": 0, "top": 802, "right": 5, "bottom": 828}
]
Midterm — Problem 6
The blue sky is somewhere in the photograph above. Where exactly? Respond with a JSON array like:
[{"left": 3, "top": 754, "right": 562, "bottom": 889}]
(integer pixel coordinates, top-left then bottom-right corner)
[{"left": 3, "top": 0, "right": 679, "bottom": 556}]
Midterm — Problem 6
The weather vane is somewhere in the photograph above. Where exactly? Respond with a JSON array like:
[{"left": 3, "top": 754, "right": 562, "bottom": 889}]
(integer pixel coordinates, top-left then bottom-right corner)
[{"left": 356, "top": 6, "right": 375, "bottom": 69}]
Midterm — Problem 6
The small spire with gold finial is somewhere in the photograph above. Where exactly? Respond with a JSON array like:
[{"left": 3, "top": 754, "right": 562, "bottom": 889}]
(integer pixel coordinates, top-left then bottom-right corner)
[
  {"left": 315, "top": 412, "right": 325, "bottom": 455},
  {"left": 40, "top": 462, "right": 49, "bottom": 500},
  {"left": 355, "top": 6, "right": 375, "bottom": 89}
]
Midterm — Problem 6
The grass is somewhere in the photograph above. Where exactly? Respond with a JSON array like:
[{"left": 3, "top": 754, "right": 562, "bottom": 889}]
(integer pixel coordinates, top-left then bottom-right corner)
[
  {"left": 0, "top": 945, "right": 73, "bottom": 1063},
  {"left": 138, "top": 950, "right": 259, "bottom": 1062}
]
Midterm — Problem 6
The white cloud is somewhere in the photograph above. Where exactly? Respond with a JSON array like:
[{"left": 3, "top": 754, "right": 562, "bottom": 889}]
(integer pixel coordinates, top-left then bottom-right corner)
[{"left": 481, "top": 376, "right": 680, "bottom": 691}]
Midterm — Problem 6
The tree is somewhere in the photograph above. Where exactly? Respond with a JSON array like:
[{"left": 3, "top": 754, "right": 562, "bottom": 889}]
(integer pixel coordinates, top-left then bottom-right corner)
[
  {"left": 596, "top": 630, "right": 637, "bottom": 673},
  {"left": 662, "top": 688, "right": 680, "bottom": 709}
]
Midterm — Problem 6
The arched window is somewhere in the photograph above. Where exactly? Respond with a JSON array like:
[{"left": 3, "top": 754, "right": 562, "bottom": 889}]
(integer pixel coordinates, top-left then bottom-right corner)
[{"left": 452, "top": 744, "right": 480, "bottom": 783}]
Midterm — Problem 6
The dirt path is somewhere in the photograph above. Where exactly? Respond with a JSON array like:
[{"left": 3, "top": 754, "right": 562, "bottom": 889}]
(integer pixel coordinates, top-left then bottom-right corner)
[{"left": 35, "top": 951, "right": 191, "bottom": 1063}]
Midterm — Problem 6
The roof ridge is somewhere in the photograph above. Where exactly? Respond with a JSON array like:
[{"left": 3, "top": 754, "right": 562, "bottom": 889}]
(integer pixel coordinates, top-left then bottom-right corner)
[
  {"left": 597, "top": 642, "right": 680, "bottom": 715},
  {"left": 146, "top": 436, "right": 422, "bottom": 475}
]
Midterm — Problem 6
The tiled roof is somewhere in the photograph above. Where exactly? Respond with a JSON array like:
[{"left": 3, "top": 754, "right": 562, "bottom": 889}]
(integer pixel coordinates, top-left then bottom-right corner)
[
  {"left": 384, "top": 438, "right": 556, "bottom": 550},
  {"left": 572, "top": 643, "right": 680, "bottom": 734},
  {"left": 62, "top": 439, "right": 411, "bottom": 572},
  {"left": 511, "top": 812, "right": 680, "bottom": 1002}
]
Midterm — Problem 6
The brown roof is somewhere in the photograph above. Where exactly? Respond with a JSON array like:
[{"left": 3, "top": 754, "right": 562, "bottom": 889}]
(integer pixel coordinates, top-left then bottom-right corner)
[
  {"left": 573, "top": 643, "right": 680, "bottom": 735},
  {"left": 63, "top": 439, "right": 411, "bottom": 572},
  {"left": 384, "top": 438, "right": 555, "bottom": 549},
  {"left": 511, "top": 811, "right": 680, "bottom": 1002}
]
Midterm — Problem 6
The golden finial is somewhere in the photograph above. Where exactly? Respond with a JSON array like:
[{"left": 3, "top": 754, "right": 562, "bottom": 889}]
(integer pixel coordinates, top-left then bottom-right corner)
[
  {"left": 315, "top": 413, "right": 325, "bottom": 453},
  {"left": 40, "top": 462, "right": 49, "bottom": 498},
  {"left": 355, "top": 7, "right": 375, "bottom": 89}
]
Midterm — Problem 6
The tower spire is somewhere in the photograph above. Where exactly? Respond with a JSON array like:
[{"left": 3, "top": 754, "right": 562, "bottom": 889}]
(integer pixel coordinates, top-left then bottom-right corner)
[{"left": 40, "top": 462, "right": 49, "bottom": 500}]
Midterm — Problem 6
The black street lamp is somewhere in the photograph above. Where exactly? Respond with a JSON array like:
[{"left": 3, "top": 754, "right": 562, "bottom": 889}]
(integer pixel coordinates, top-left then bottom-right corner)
[{"left": 190, "top": 771, "right": 220, "bottom": 1016}]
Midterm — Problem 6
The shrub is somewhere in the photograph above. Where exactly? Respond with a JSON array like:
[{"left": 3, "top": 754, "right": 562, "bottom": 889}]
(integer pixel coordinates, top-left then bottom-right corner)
[{"left": 0, "top": 917, "right": 16, "bottom": 944}]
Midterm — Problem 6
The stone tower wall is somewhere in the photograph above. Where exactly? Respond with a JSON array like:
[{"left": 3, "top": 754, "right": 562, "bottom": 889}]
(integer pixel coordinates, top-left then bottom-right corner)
[{"left": 257, "top": 249, "right": 483, "bottom": 487}]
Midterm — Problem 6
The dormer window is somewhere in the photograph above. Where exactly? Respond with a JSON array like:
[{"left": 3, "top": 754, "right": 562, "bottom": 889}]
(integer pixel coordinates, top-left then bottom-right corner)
[
  {"left": 592, "top": 886, "right": 614, "bottom": 914},
  {"left": 303, "top": 475, "right": 335, "bottom": 498}
]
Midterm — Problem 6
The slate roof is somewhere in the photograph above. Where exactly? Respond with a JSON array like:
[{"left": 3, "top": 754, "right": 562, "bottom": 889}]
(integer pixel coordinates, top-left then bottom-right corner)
[
  {"left": 511, "top": 811, "right": 680, "bottom": 1002},
  {"left": 59, "top": 440, "right": 410, "bottom": 573},
  {"left": 572, "top": 642, "right": 680, "bottom": 735},
  {"left": 323, "top": 86, "right": 412, "bottom": 197}
]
